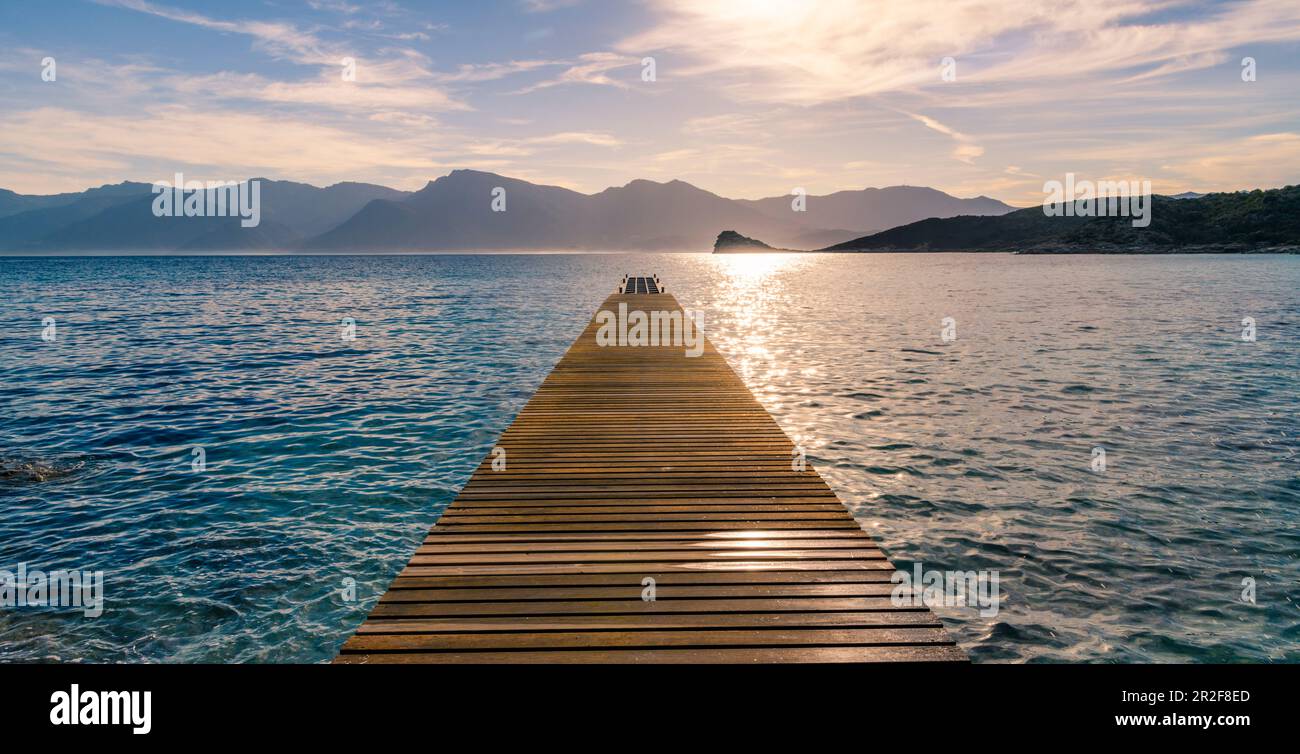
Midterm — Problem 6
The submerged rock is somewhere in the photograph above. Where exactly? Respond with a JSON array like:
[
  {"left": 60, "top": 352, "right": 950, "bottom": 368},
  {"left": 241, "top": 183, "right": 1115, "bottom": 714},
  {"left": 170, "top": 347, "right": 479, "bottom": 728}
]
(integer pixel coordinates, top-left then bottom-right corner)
[{"left": 0, "top": 457, "right": 81, "bottom": 483}]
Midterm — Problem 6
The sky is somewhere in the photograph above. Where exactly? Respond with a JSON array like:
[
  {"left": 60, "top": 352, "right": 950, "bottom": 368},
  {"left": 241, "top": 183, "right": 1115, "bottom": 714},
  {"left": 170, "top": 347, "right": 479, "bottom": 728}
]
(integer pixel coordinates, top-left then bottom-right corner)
[{"left": 0, "top": 0, "right": 1298, "bottom": 204}]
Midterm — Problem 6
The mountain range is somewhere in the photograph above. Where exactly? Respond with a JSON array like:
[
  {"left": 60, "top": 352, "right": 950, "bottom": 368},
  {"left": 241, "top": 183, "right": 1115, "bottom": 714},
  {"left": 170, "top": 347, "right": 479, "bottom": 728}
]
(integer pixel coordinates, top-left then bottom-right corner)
[
  {"left": 0, "top": 170, "right": 1015, "bottom": 253},
  {"left": 713, "top": 185, "right": 1300, "bottom": 253}
]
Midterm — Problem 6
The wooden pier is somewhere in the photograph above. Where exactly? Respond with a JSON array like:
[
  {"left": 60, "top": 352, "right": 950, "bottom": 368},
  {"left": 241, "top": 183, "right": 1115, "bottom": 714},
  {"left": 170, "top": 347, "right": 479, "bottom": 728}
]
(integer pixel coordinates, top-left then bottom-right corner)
[{"left": 335, "top": 277, "right": 964, "bottom": 663}]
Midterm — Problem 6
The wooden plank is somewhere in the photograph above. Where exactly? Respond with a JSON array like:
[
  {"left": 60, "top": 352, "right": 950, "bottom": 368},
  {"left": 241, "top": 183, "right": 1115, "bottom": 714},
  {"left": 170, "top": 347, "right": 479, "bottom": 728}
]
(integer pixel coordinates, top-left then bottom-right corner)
[
  {"left": 335, "top": 279, "right": 964, "bottom": 664},
  {"left": 354, "top": 611, "right": 940, "bottom": 633},
  {"left": 404, "top": 549, "right": 885, "bottom": 565},
  {"left": 342, "top": 627, "right": 953, "bottom": 652},
  {"left": 367, "top": 597, "right": 922, "bottom": 617},
  {"left": 397, "top": 560, "right": 895, "bottom": 576},
  {"left": 385, "top": 570, "right": 892, "bottom": 588},
  {"left": 378, "top": 584, "right": 902, "bottom": 602},
  {"left": 410, "top": 538, "right": 877, "bottom": 553},
  {"left": 335, "top": 645, "right": 968, "bottom": 664},
  {"left": 423, "top": 521, "right": 865, "bottom": 533},
  {"left": 420, "top": 530, "right": 872, "bottom": 543}
]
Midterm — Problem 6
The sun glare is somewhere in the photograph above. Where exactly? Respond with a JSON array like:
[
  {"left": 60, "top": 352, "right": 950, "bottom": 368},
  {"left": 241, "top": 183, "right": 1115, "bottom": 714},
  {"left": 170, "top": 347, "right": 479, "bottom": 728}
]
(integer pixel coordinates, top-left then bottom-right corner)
[{"left": 711, "top": 252, "right": 802, "bottom": 284}]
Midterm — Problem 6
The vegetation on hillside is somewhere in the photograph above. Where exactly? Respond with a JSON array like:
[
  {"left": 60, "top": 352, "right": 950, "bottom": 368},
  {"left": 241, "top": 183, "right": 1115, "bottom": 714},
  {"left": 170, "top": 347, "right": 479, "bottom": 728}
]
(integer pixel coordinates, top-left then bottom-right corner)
[{"left": 820, "top": 185, "right": 1300, "bottom": 252}]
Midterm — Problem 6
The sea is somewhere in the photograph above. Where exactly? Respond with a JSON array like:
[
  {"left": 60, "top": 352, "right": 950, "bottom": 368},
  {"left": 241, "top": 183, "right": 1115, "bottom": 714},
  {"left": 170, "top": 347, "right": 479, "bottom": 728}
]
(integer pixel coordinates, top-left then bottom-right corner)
[{"left": 1, "top": 252, "right": 1296, "bottom": 662}]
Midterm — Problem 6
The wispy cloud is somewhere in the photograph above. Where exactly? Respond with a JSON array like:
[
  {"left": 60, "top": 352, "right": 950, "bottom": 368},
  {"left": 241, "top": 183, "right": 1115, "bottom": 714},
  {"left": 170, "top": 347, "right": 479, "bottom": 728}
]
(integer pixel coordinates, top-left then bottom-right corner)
[
  {"left": 307, "top": 0, "right": 362, "bottom": 14},
  {"left": 520, "top": 0, "right": 583, "bottom": 13},
  {"left": 526, "top": 131, "right": 623, "bottom": 147},
  {"left": 511, "top": 52, "right": 639, "bottom": 93},
  {"left": 460, "top": 130, "right": 623, "bottom": 158},
  {"left": 435, "top": 60, "right": 556, "bottom": 83},
  {"left": 93, "top": 0, "right": 335, "bottom": 64},
  {"left": 89, "top": 0, "right": 468, "bottom": 115},
  {"left": 905, "top": 112, "right": 984, "bottom": 163}
]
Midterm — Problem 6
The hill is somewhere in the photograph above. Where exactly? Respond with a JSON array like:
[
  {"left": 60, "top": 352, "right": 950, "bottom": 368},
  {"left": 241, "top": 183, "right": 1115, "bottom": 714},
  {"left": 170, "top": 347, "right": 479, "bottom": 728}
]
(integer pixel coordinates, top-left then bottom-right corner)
[{"left": 816, "top": 186, "right": 1300, "bottom": 253}]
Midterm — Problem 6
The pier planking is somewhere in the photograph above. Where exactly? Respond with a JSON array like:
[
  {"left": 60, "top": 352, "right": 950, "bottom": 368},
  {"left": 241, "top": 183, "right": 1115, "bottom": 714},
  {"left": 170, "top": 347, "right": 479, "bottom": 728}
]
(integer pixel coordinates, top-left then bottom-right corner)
[{"left": 335, "top": 277, "right": 965, "bottom": 663}]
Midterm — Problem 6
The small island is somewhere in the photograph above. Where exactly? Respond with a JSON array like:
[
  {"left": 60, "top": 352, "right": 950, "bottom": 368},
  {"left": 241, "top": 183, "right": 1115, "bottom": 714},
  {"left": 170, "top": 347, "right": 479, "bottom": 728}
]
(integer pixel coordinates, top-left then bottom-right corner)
[{"left": 712, "top": 230, "right": 790, "bottom": 252}]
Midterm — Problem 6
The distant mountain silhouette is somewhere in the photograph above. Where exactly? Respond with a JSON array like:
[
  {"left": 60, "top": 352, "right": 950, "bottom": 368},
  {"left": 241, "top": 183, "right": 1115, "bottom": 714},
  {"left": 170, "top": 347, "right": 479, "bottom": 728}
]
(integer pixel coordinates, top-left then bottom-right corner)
[
  {"left": 34, "top": 194, "right": 299, "bottom": 251},
  {"left": 309, "top": 171, "right": 589, "bottom": 251},
  {"left": 1, "top": 170, "right": 1018, "bottom": 253},
  {"left": 737, "top": 185, "right": 1016, "bottom": 235},
  {"left": 0, "top": 188, "right": 153, "bottom": 246},
  {"left": 307, "top": 170, "right": 831, "bottom": 251},
  {"left": 581, "top": 178, "right": 804, "bottom": 249},
  {"left": 1, "top": 180, "right": 406, "bottom": 252},
  {"left": 246, "top": 179, "right": 410, "bottom": 237},
  {"left": 0, "top": 182, "right": 151, "bottom": 219},
  {"left": 305, "top": 171, "right": 1020, "bottom": 251}
]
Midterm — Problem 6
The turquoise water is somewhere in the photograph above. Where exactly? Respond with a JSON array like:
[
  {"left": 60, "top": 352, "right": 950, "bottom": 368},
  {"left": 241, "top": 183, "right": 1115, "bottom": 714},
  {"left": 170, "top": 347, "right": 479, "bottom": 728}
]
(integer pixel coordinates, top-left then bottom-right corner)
[{"left": 0, "top": 253, "right": 1296, "bottom": 663}]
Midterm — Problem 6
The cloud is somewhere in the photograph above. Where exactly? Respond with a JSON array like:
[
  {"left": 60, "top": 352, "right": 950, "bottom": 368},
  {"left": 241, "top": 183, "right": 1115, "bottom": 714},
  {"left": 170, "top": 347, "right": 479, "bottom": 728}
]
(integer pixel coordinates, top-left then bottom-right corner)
[
  {"left": 526, "top": 132, "right": 623, "bottom": 147},
  {"left": 93, "top": 0, "right": 335, "bottom": 64},
  {"left": 1162, "top": 132, "right": 1300, "bottom": 190},
  {"left": 457, "top": 131, "right": 624, "bottom": 159},
  {"left": 1004, "top": 165, "right": 1039, "bottom": 178},
  {"left": 89, "top": 0, "right": 468, "bottom": 115},
  {"left": 164, "top": 69, "right": 467, "bottom": 112},
  {"left": 619, "top": 0, "right": 1300, "bottom": 105},
  {"left": 7, "top": 0, "right": 1299, "bottom": 202},
  {"left": 435, "top": 60, "right": 556, "bottom": 83},
  {"left": 905, "top": 112, "right": 984, "bottom": 163},
  {"left": 520, "top": 0, "right": 582, "bottom": 12},
  {"left": 307, "top": 0, "right": 362, "bottom": 14},
  {"left": 0, "top": 105, "right": 449, "bottom": 189},
  {"left": 511, "top": 52, "right": 639, "bottom": 93}
]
